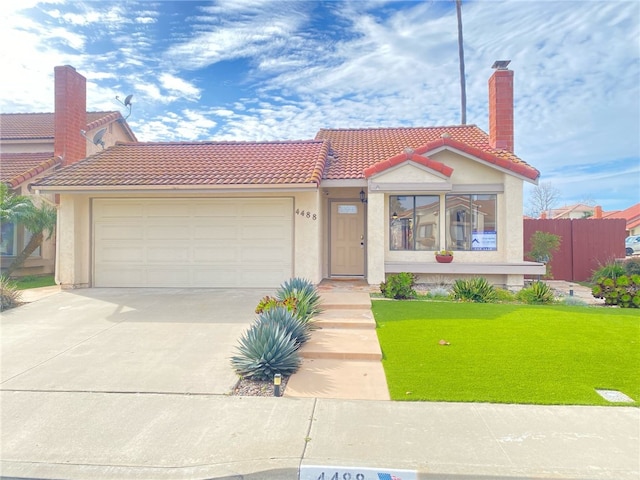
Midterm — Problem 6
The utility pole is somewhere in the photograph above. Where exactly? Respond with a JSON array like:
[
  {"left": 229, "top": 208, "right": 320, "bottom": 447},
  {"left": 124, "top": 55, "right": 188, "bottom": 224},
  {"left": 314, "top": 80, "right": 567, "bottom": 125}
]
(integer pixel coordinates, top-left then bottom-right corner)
[{"left": 456, "top": 0, "right": 467, "bottom": 124}]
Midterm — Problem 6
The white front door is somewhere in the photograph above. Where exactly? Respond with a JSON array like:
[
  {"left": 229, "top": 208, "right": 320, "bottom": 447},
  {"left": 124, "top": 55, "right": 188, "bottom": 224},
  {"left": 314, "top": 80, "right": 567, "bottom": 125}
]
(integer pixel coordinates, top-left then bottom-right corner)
[{"left": 330, "top": 201, "right": 365, "bottom": 276}]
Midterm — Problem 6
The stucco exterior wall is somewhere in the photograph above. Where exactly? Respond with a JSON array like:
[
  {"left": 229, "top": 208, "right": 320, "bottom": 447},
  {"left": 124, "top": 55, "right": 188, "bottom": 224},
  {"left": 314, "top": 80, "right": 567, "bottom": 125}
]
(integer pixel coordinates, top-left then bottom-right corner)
[{"left": 363, "top": 150, "right": 534, "bottom": 287}]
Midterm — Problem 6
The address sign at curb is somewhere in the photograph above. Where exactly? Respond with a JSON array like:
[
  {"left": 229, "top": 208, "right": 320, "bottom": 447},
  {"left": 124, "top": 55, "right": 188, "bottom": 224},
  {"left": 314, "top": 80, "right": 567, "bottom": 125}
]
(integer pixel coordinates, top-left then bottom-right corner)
[{"left": 300, "top": 465, "right": 417, "bottom": 480}]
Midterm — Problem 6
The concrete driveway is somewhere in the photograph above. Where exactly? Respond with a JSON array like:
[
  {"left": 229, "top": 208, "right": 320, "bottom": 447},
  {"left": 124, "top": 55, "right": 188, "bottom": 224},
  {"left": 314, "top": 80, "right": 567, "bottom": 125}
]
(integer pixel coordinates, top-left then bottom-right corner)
[{"left": 1, "top": 288, "right": 267, "bottom": 395}]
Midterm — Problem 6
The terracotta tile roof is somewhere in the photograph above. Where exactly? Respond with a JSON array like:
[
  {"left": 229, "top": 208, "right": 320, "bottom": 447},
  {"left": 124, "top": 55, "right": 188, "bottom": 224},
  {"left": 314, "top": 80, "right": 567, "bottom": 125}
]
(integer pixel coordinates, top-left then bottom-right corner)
[
  {"left": 603, "top": 202, "right": 640, "bottom": 230},
  {"left": 316, "top": 125, "right": 539, "bottom": 181},
  {"left": 0, "top": 111, "right": 137, "bottom": 141},
  {"left": 33, "top": 140, "right": 329, "bottom": 189},
  {"left": 0, "top": 152, "right": 61, "bottom": 188}
]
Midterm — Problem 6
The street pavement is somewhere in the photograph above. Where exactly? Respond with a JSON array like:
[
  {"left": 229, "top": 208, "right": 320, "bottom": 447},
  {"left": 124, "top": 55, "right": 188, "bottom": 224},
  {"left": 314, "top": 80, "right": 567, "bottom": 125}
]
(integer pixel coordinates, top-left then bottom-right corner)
[{"left": 1, "top": 288, "right": 638, "bottom": 479}]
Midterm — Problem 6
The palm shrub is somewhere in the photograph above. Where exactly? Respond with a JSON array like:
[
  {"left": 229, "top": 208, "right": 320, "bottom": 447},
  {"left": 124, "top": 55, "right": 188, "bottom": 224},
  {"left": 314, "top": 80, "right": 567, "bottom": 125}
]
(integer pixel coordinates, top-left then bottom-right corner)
[
  {"left": 276, "top": 277, "right": 321, "bottom": 324},
  {"left": 592, "top": 274, "right": 640, "bottom": 308},
  {"left": 380, "top": 272, "right": 417, "bottom": 299},
  {"left": 255, "top": 306, "right": 311, "bottom": 346},
  {"left": 230, "top": 321, "right": 301, "bottom": 381},
  {"left": 1, "top": 276, "right": 22, "bottom": 311},
  {"left": 451, "top": 277, "right": 497, "bottom": 303},
  {"left": 516, "top": 281, "right": 555, "bottom": 304}
]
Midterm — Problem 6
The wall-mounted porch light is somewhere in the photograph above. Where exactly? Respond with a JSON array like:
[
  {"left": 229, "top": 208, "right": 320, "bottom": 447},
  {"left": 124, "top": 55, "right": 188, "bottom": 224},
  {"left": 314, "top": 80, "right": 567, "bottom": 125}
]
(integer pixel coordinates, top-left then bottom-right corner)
[
  {"left": 391, "top": 212, "right": 398, "bottom": 220},
  {"left": 360, "top": 189, "right": 368, "bottom": 203}
]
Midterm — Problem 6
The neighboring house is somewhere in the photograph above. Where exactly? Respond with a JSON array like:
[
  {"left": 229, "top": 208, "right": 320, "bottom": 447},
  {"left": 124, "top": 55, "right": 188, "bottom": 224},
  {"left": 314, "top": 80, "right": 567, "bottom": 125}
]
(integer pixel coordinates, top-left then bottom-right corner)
[
  {"left": 0, "top": 65, "right": 137, "bottom": 277},
  {"left": 602, "top": 203, "right": 640, "bottom": 236},
  {"left": 544, "top": 203, "right": 599, "bottom": 219},
  {"left": 33, "top": 62, "right": 544, "bottom": 289}
]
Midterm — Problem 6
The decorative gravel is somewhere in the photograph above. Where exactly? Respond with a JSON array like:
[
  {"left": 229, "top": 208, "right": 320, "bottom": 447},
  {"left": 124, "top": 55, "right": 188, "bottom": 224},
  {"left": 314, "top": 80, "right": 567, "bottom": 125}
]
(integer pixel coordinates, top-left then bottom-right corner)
[{"left": 232, "top": 376, "right": 289, "bottom": 397}]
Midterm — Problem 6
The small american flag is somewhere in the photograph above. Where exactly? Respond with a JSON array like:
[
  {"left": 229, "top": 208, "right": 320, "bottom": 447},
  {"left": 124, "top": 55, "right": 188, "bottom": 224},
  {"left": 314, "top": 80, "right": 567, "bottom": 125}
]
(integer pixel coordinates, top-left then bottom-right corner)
[{"left": 377, "top": 474, "right": 402, "bottom": 480}]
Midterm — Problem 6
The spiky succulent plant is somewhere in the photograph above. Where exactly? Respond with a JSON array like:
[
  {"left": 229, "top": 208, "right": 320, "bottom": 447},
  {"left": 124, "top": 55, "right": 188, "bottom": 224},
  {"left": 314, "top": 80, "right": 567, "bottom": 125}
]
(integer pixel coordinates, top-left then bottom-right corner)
[
  {"left": 276, "top": 277, "right": 322, "bottom": 324},
  {"left": 255, "top": 306, "right": 311, "bottom": 346},
  {"left": 230, "top": 321, "right": 301, "bottom": 381}
]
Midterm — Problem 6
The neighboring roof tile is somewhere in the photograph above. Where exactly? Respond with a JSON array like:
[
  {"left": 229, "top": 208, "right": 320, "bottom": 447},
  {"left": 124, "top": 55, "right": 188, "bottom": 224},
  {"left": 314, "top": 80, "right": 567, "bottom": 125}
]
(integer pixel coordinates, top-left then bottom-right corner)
[
  {"left": 0, "top": 152, "right": 61, "bottom": 188},
  {"left": 316, "top": 125, "right": 539, "bottom": 181},
  {"left": 33, "top": 140, "right": 329, "bottom": 188},
  {"left": 0, "top": 111, "right": 137, "bottom": 141},
  {"left": 603, "top": 202, "right": 640, "bottom": 230}
]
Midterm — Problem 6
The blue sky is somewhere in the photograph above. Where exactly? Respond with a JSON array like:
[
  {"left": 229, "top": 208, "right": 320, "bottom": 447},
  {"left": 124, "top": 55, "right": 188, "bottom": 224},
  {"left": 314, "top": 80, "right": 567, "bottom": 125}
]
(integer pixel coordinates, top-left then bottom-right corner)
[{"left": 1, "top": 0, "right": 639, "bottom": 212}]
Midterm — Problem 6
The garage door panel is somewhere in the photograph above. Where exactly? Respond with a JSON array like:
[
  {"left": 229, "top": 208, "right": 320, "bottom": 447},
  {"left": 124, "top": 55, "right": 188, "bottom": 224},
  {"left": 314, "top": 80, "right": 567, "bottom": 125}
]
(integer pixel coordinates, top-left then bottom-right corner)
[
  {"left": 242, "top": 201, "right": 287, "bottom": 217},
  {"left": 242, "top": 224, "right": 289, "bottom": 240},
  {"left": 147, "top": 246, "right": 190, "bottom": 262},
  {"left": 146, "top": 202, "right": 191, "bottom": 217},
  {"left": 95, "top": 224, "right": 144, "bottom": 240},
  {"left": 94, "top": 198, "right": 293, "bottom": 288},
  {"left": 98, "top": 245, "right": 145, "bottom": 263},
  {"left": 146, "top": 224, "right": 192, "bottom": 240},
  {"left": 193, "top": 246, "right": 239, "bottom": 262},
  {"left": 193, "top": 203, "right": 239, "bottom": 217},
  {"left": 194, "top": 224, "right": 239, "bottom": 240}
]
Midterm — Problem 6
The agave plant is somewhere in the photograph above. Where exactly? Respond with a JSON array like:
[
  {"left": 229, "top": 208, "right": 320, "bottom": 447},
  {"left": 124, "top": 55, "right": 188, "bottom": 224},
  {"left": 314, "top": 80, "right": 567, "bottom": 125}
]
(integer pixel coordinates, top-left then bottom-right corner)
[
  {"left": 276, "top": 277, "right": 322, "bottom": 324},
  {"left": 255, "top": 306, "right": 311, "bottom": 346},
  {"left": 0, "top": 276, "right": 22, "bottom": 312},
  {"left": 451, "top": 277, "right": 497, "bottom": 303},
  {"left": 230, "top": 321, "right": 301, "bottom": 381}
]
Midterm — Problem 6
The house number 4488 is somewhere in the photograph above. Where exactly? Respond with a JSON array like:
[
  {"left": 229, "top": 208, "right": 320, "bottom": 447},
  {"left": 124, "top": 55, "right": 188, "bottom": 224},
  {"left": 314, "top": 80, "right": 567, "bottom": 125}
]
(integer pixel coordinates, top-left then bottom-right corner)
[
  {"left": 296, "top": 209, "right": 317, "bottom": 220},
  {"left": 316, "top": 474, "right": 365, "bottom": 480}
]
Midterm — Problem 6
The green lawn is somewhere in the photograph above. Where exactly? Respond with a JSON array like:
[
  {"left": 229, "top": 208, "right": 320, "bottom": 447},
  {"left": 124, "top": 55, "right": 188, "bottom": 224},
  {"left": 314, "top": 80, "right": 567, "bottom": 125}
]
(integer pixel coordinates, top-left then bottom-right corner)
[
  {"left": 373, "top": 300, "right": 640, "bottom": 406},
  {"left": 13, "top": 275, "right": 56, "bottom": 290}
]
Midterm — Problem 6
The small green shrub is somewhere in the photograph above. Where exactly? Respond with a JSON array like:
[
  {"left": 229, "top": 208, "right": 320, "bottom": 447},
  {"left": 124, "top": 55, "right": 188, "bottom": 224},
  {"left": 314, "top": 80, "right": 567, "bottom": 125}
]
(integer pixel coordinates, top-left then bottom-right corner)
[
  {"left": 624, "top": 257, "right": 640, "bottom": 276},
  {"left": 516, "top": 281, "right": 555, "bottom": 304},
  {"left": 494, "top": 288, "right": 516, "bottom": 303},
  {"left": 591, "top": 262, "right": 625, "bottom": 283},
  {"left": 1, "top": 276, "right": 22, "bottom": 311},
  {"left": 255, "top": 295, "right": 297, "bottom": 314},
  {"left": 451, "top": 277, "right": 497, "bottom": 303},
  {"left": 380, "top": 272, "right": 417, "bottom": 299},
  {"left": 592, "top": 273, "right": 640, "bottom": 308},
  {"left": 276, "top": 277, "right": 321, "bottom": 324},
  {"left": 230, "top": 321, "right": 301, "bottom": 381},
  {"left": 255, "top": 306, "right": 311, "bottom": 346}
]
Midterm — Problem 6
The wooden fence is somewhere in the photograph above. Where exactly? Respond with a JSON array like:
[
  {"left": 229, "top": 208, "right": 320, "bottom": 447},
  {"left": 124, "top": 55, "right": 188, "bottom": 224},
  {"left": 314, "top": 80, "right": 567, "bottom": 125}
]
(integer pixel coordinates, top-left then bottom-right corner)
[{"left": 523, "top": 218, "right": 627, "bottom": 282}]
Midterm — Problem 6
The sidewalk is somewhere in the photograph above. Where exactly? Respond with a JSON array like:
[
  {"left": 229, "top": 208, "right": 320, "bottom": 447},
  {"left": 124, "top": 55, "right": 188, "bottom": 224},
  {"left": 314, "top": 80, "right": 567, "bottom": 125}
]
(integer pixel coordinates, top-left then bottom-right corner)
[{"left": 1, "top": 393, "right": 637, "bottom": 479}]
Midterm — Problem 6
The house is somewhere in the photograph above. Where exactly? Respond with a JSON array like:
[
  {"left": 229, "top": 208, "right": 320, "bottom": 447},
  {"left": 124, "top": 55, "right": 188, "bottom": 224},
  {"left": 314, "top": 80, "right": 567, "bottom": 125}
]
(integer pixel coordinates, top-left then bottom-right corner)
[
  {"left": 543, "top": 203, "right": 599, "bottom": 220},
  {"left": 0, "top": 65, "right": 137, "bottom": 277},
  {"left": 602, "top": 203, "right": 640, "bottom": 236},
  {"left": 32, "top": 62, "right": 544, "bottom": 289}
]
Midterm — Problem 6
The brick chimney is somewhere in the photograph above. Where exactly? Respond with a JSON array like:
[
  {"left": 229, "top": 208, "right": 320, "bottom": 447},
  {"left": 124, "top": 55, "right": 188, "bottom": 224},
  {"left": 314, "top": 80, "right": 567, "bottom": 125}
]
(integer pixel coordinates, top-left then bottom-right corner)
[
  {"left": 54, "top": 65, "right": 86, "bottom": 166},
  {"left": 594, "top": 205, "right": 603, "bottom": 219},
  {"left": 488, "top": 60, "right": 514, "bottom": 152}
]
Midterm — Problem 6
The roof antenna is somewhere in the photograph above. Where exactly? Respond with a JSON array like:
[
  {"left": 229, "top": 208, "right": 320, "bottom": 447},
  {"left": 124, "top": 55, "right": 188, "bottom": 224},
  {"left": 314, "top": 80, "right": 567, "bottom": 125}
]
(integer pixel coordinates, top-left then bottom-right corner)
[
  {"left": 115, "top": 94, "right": 133, "bottom": 120},
  {"left": 80, "top": 128, "right": 107, "bottom": 149}
]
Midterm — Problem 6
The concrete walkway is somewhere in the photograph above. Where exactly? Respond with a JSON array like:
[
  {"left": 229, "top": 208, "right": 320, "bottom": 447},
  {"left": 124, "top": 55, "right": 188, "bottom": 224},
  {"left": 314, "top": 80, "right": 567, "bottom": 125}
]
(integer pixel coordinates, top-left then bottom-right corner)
[{"left": 285, "top": 280, "right": 389, "bottom": 400}]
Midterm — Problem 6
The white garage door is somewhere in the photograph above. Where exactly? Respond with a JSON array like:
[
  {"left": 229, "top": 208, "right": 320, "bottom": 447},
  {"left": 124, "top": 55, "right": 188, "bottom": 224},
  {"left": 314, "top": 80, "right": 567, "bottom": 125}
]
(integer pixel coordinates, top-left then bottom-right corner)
[{"left": 93, "top": 198, "right": 293, "bottom": 288}]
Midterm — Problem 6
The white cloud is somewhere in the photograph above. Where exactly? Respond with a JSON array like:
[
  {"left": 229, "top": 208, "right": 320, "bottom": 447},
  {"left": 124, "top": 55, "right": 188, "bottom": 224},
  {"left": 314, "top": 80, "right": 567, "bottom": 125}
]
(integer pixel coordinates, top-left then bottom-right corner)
[{"left": 159, "top": 73, "right": 201, "bottom": 101}]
